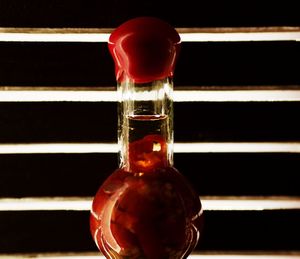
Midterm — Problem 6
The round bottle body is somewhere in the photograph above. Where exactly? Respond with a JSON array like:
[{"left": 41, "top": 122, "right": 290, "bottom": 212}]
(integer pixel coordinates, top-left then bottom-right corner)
[{"left": 90, "top": 166, "right": 203, "bottom": 259}]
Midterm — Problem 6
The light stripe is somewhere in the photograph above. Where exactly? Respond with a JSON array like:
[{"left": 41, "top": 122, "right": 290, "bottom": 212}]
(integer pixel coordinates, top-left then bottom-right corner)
[
  {"left": 173, "top": 90, "right": 300, "bottom": 102},
  {"left": 0, "top": 27, "right": 300, "bottom": 42},
  {"left": 174, "top": 142, "right": 300, "bottom": 153},
  {"left": 0, "top": 253, "right": 299, "bottom": 259},
  {"left": 0, "top": 28, "right": 111, "bottom": 42},
  {"left": 0, "top": 196, "right": 299, "bottom": 211},
  {"left": 0, "top": 32, "right": 110, "bottom": 42},
  {"left": 1, "top": 89, "right": 300, "bottom": 102},
  {"left": 201, "top": 196, "right": 300, "bottom": 211},
  {"left": 1, "top": 142, "right": 300, "bottom": 154},
  {"left": 179, "top": 31, "right": 300, "bottom": 42},
  {"left": 0, "top": 143, "right": 118, "bottom": 154},
  {"left": 0, "top": 197, "right": 90, "bottom": 211},
  {"left": 0, "top": 90, "right": 117, "bottom": 102}
]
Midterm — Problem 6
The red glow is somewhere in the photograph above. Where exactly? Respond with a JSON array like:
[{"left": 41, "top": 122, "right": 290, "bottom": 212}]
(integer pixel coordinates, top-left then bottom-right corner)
[{"left": 90, "top": 165, "right": 203, "bottom": 258}]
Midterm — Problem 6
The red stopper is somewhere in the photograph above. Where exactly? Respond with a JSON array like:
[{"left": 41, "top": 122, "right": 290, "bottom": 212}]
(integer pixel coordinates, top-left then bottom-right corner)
[{"left": 108, "top": 17, "right": 181, "bottom": 83}]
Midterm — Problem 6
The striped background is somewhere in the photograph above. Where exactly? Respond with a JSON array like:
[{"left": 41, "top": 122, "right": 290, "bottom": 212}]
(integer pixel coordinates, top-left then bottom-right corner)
[{"left": 0, "top": 0, "right": 299, "bottom": 258}]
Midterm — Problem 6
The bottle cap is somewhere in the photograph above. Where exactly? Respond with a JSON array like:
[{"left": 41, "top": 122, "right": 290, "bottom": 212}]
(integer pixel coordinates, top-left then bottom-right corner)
[{"left": 108, "top": 17, "right": 181, "bottom": 83}]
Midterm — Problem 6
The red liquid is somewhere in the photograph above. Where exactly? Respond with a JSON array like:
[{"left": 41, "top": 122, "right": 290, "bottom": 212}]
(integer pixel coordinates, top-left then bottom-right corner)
[
  {"left": 91, "top": 116, "right": 203, "bottom": 258},
  {"left": 127, "top": 115, "right": 170, "bottom": 173},
  {"left": 90, "top": 166, "right": 203, "bottom": 259}
]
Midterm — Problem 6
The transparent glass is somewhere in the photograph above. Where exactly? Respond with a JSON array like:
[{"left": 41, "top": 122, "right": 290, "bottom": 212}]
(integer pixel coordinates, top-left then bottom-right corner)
[
  {"left": 118, "top": 77, "right": 173, "bottom": 171},
  {"left": 90, "top": 77, "right": 203, "bottom": 259}
]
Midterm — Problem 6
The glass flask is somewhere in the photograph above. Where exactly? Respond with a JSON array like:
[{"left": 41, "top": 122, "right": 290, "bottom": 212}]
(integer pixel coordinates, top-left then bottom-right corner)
[{"left": 90, "top": 17, "right": 203, "bottom": 259}]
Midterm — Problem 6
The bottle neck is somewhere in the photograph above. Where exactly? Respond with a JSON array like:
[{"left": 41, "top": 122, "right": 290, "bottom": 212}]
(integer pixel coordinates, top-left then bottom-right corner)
[{"left": 118, "top": 77, "right": 174, "bottom": 173}]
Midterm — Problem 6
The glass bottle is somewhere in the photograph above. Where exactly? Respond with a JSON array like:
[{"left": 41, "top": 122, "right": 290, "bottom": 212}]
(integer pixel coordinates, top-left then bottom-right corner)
[{"left": 90, "top": 17, "right": 203, "bottom": 259}]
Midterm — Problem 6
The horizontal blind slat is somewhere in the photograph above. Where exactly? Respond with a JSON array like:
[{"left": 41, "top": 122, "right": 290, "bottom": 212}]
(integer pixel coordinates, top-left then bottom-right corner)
[
  {"left": 1, "top": 142, "right": 300, "bottom": 154},
  {"left": 0, "top": 27, "right": 300, "bottom": 42},
  {"left": 1, "top": 87, "right": 300, "bottom": 102},
  {"left": 1, "top": 196, "right": 299, "bottom": 211}
]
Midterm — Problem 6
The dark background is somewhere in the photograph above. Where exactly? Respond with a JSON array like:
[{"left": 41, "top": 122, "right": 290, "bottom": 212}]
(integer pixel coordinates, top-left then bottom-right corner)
[{"left": 0, "top": 0, "right": 299, "bottom": 255}]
